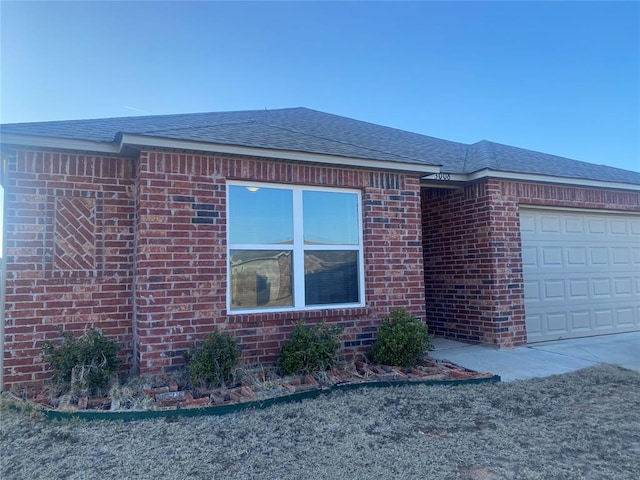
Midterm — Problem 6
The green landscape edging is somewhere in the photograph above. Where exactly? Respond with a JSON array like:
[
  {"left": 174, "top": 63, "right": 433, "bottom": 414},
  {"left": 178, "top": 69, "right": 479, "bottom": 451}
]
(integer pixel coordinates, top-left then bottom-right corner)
[{"left": 40, "top": 374, "right": 501, "bottom": 422}]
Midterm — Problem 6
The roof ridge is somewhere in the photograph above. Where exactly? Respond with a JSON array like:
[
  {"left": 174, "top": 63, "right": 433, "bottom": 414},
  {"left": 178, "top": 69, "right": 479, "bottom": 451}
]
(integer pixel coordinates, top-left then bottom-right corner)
[
  {"left": 462, "top": 143, "right": 471, "bottom": 173},
  {"left": 481, "top": 140, "right": 497, "bottom": 170},
  {"left": 469, "top": 140, "right": 498, "bottom": 171},
  {"left": 300, "top": 108, "right": 468, "bottom": 148}
]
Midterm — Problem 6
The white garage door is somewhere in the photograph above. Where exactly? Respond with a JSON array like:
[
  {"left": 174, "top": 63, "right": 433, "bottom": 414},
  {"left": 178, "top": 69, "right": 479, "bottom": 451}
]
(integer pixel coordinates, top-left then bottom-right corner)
[{"left": 520, "top": 208, "right": 640, "bottom": 343}]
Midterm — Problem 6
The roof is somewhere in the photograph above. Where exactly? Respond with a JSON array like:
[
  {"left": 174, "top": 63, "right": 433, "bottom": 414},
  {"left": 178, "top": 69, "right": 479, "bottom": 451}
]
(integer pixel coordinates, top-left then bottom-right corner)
[
  {"left": 2, "top": 107, "right": 639, "bottom": 185},
  {"left": 464, "top": 140, "right": 640, "bottom": 185}
]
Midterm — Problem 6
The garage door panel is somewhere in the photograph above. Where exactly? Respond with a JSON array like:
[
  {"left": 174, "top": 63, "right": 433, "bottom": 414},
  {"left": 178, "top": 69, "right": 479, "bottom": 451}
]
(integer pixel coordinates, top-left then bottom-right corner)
[
  {"left": 588, "top": 218, "right": 606, "bottom": 235},
  {"left": 522, "top": 246, "right": 636, "bottom": 273},
  {"left": 612, "top": 247, "right": 630, "bottom": 264},
  {"left": 565, "top": 217, "right": 585, "bottom": 234},
  {"left": 570, "top": 311, "right": 591, "bottom": 331},
  {"left": 541, "top": 215, "right": 561, "bottom": 233},
  {"left": 521, "top": 208, "right": 640, "bottom": 342},
  {"left": 526, "top": 275, "right": 635, "bottom": 299},
  {"left": 614, "top": 277, "right": 633, "bottom": 296},
  {"left": 568, "top": 279, "right": 589, "bottom": 299},
  {"left": 519, "top": 212, "right": 535, "bottom": 230},
  {"left": 526, "top": 212, "right": 636, "bottom": 239},
  {"left": 526, "top": 313, "right": 543, "bottom": 336},
  {"left": 592, "top": 278, "right": 612, "bottom": 297},
  {"left": 590, "top": 247, "right": 609, "bottom": 265},
  {"left": 610, "top": 219, "right": 628, "bottom": 235},
  {"left": 542, "top": 247, "right": 563, "bottom": 266},
  {"left": 530, "top": 304, "right": 639, "bottom": 339},
  {"left": 547, "top": 312, "right": 568, "bottom": 333},
  {"left": 543, "top": 280, "right": 565, "bottom": 299},
  {"left": 594, "top": 309, "right": 614, "bottom": 329},
  {"left": 567, "top": 247, "right": 587, "bottom": 266},
  {"left": 523, "top": 280, "right": 540, "bottom": 301},
  {"left": 617, "top": 307, "right": 635, "bottom": 326},
  {"left": 521, "top": 246, "right": 538, "bottom": 266}
]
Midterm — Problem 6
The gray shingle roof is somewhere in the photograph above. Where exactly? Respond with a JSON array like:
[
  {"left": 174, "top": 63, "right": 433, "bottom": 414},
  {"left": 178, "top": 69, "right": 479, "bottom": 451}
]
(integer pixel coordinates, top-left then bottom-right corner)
[
  {"left": 464, "top": 140, "right": 640, "bottom": 184},
  {"left": 0, "top": 108, "right": 463, "bottom": 167},
  {"left": 2, "top": 107, "right": 638, "bottom": 184}
]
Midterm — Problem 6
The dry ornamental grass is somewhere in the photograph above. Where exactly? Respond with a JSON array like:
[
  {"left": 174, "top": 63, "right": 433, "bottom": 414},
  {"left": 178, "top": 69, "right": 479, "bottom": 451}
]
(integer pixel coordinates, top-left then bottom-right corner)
[{"left": 1, "top": 364, "right": 639, "bottom": 480}]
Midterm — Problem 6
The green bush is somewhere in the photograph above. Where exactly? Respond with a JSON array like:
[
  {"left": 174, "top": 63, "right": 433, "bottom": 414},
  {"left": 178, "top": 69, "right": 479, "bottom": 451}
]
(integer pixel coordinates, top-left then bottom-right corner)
[
  {"left": 41, "top": 328, "right": 121, "bottom": 397},
  {"left": 185, "top": 331, "right": 241, "bottom": 388},
  {"left": 277, "top": 322, "right": 342, "bottom": 375},
  {"left": 369, "top": 309, "right": 433, "bottom": 368}
]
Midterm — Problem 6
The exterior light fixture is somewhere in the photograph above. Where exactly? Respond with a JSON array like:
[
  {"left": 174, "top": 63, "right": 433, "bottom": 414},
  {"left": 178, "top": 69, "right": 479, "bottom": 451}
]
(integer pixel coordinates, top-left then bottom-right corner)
[{"left": 246, "top": 187, "right": 260, "bottom": 192}]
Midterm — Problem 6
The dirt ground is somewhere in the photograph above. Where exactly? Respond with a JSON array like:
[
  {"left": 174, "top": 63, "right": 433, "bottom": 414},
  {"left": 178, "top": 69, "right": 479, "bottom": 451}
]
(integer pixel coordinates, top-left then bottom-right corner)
[{"left": 1, "top": 364, "right": 639, "bottom": 480}]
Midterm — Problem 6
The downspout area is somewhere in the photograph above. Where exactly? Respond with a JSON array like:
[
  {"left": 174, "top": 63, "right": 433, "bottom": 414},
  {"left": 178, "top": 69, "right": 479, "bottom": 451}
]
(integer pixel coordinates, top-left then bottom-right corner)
[
  {"left": 0, "top": 152, "right": 8, "bottom": 391},
  {"left": 130, "top": 154, "right": 141, "bottom": 376}
]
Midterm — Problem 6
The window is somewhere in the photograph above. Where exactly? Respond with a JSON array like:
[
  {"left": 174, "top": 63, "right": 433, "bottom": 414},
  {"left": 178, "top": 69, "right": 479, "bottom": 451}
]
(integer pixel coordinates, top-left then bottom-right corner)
[{"left": 228, "top": 182, "right": 364, "bottom": 312}]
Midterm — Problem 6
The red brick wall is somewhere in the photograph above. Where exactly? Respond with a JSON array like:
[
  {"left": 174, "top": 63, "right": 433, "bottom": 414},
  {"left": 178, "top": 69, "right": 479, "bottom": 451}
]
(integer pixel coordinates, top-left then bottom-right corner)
[
  {"left": 3, "top": 147, "right": 426, "bottom": 387},
  {"left": 421, "top": 178, "right": 640, "bottom": 347},
  {"left": 2, "top": 150, "right": 135, "bottom": 388},
  {"left": 134, "top": 151, "right": 426, "bottom": 374}
]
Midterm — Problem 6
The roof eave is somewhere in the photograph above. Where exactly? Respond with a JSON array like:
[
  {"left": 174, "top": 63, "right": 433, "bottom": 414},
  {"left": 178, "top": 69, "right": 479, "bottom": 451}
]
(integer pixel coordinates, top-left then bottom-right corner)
[
  {"left": 0, "top": 133, "right": 441, "bottom": 174},
  {"left": 421, "top": 169, "right": 640, "bottom": 192},
  {"left": 121, "top": 134, "right": 440, "bottom": 173},
  {"left": 1, "top": 133, "right": 121, "bottom": 154}
]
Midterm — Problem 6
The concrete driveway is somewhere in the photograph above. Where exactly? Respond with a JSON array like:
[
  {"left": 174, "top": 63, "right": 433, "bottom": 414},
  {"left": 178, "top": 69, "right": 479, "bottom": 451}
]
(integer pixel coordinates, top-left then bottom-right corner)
[{"left": 430, "top": 331, "right": 640, "bottom": 381}]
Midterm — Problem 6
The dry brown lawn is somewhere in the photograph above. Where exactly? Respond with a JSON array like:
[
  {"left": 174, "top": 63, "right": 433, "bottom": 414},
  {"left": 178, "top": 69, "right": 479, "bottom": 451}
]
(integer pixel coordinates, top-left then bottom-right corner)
[{"left": 1, "top": 364, "right": 639, "bottom": 479}]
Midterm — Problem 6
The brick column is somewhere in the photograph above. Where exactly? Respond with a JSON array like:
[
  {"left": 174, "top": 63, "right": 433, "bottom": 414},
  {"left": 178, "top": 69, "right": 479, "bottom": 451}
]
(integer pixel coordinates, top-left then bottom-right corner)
[
  {"left": 422, "top": 179, "right": 526, "bottom": 347},
  {"left": 133, "top": 151, "right": 226, "bottom": 374}
]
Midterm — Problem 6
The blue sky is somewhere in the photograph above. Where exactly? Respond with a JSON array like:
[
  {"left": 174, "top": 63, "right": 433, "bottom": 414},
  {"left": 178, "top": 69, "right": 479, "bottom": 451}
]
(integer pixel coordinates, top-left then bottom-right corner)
[{"left": 1, "top": 1, "right": 638, "bottom": 172}]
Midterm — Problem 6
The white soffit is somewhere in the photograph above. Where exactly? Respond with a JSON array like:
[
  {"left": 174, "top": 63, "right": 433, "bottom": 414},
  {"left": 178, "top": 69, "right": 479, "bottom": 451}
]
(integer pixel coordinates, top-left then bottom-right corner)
[{"left": 422, "top": 169, "right": 640, "bottom": 192}]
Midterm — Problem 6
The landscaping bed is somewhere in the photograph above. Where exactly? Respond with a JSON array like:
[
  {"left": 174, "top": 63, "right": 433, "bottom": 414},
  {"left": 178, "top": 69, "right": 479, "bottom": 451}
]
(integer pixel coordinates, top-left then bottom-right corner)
[
  {"left": 9, "top": 312, "right": 500, "bottom": 420},
  {"left": 6, "top": 357, "right": 498, "bottom": 420}
]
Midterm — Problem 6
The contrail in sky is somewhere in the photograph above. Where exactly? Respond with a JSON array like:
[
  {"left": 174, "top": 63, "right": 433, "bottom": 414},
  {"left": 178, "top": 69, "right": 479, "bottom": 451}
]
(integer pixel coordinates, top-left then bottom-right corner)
[{"left": 123, "top": 105, "right": 151, "bottom": 114}]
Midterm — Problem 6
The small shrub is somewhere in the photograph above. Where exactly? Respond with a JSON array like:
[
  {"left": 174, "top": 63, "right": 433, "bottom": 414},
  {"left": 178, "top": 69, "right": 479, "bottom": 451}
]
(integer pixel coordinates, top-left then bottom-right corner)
[
  {"left": 277, "top": 322, "right": 342, "bottom": 375},
  {"left": 369, "top": 309, "right": 433, "bottom": 368},
  {"left": 185, "top": 331, "right": 241, "bottom": 388},
  {"left": 41, "top": 328, "right": 121, "bottom": 397}
]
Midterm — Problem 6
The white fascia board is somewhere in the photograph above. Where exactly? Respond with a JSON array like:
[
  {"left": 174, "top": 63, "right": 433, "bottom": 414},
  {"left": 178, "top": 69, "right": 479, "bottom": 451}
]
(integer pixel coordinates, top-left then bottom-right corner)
[
  {"left": 422, "top": 169, "right": 640, "bottom": 192},
  {"left": 0, "top": 133, "right": 121, "bottom": 154},
  {"left": 120, "top": 134, "right": 441, "bottom": 174},
  {"left": 2, "top": 132, "right": 440, "bottom": 173}
]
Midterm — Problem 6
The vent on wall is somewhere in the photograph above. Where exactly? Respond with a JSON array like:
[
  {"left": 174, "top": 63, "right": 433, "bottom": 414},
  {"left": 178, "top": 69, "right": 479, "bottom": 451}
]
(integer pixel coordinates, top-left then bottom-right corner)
[{"left": 369, "top": 172, "right": 403, "bottom": 190}]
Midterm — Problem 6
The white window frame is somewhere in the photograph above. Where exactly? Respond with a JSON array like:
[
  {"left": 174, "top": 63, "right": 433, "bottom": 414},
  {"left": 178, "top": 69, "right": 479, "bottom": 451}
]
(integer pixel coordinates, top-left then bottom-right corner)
[{"left": 226, "top": 181, "right": 365, "bottom": 314}]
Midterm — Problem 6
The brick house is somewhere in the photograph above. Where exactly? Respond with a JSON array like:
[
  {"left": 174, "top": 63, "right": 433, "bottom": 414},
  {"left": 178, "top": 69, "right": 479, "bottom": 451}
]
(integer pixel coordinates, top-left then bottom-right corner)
[{"left": 1, "top": 108, "right": 639, "bottom": 389}]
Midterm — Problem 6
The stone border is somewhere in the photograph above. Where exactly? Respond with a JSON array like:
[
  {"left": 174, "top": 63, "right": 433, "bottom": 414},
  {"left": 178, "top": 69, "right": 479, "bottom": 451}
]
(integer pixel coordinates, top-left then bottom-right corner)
[{"left": 39, "top": 375, "right": 501, "bottom": 422}]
